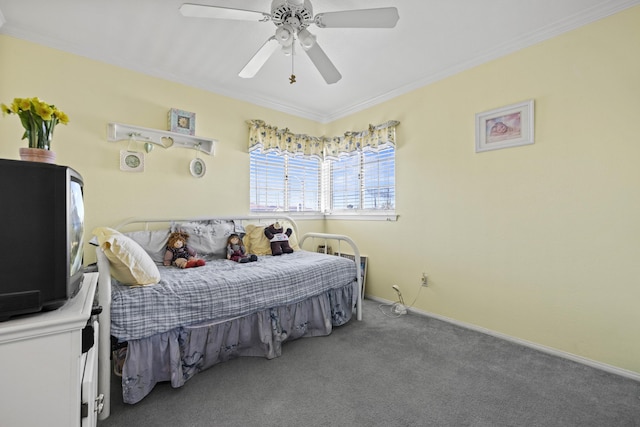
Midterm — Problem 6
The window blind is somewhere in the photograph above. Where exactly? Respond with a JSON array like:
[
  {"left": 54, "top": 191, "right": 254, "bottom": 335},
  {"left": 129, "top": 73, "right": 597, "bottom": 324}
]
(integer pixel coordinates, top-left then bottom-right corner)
[
  {"left": 328, "top": 147, "right": 395, "bottom": 212},
  {"left": 250, "top": 146, "right": 395, "bottom": 215},
  {"left": 250, "top": 151, "right": 320, "bottom": 212}
]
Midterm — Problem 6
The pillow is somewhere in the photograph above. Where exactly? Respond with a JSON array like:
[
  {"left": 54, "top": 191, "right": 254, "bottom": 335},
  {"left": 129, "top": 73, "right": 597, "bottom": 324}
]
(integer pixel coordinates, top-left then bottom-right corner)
[
  {"left": 92, "top": 227, "right": 161, "bottom": 286},
  {"left": 242, "top": 225, "right": 272, "bottom": 256},
  {"left": 172, "top": 220, "right": 235, "bottom": 259},
  {"left": 124, "top": 229, "right": 171, "bottom": 265},
  {"left": 243, "top": 222, "right": 300, "bottom": 256},
  {"left": 284, "top": 221, "right": 300, "bottom": 251}
]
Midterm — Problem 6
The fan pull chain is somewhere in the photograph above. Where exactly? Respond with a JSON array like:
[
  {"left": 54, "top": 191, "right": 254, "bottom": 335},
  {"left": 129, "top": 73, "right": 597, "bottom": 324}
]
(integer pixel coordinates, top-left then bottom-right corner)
[{"left": 289, "top": 37, "right": 296, "bottom": 84}]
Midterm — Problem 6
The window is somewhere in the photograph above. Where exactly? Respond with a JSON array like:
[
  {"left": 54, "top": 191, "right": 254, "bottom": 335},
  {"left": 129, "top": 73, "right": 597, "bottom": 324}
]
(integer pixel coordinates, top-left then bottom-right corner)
[
  {"left": 250, "top": 151, "right": 320, "bottom": 212},
  {"left": 250, "top": 147, "right": 395, "bottom": 215},
  {"left": 329, "top": 147, "right": 395, "bottom": 212}
]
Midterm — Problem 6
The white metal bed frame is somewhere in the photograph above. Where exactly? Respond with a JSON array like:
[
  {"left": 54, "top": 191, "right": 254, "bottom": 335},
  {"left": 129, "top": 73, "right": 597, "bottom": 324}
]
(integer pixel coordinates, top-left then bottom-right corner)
[{"left": 96, "top": 215, "right": 362, "bottom": 420}]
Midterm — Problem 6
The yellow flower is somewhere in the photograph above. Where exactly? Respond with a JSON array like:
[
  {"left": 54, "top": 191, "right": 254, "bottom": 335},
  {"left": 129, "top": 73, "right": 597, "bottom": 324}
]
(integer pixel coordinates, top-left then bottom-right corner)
[
  {"left": 17, "top": 98, "right": 31, "bottom": 111},
  {"left": 2, "top": 97, "right": 69, "bottom": 149},
  {"left": 54, "top": 110, "right": 70, "bottom": 125},
  {"left": 34, "top": 101, "right": 53, "bottom": 121}
]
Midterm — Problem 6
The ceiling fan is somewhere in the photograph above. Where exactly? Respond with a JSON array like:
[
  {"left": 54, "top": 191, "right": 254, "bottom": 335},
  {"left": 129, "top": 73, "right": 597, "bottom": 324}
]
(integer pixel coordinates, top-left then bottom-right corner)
[{"left": 179, "top": 1, "right": 399, "bottom": 84}]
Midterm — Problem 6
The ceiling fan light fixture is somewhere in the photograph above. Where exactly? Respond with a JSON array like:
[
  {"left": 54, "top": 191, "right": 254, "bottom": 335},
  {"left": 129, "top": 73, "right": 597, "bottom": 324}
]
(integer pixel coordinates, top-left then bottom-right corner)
[
  {"left": 297, "top": 28, "right": 316, "bottom": 50},
  {"left": 275, "top": 24, "right": 294, "bottom": 45}
]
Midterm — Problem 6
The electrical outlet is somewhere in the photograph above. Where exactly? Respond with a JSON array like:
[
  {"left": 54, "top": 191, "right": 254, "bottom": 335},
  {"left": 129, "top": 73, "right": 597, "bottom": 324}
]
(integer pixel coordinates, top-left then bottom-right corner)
[{"left": 421, "top": 273, "right": 428, "bottom": 287}]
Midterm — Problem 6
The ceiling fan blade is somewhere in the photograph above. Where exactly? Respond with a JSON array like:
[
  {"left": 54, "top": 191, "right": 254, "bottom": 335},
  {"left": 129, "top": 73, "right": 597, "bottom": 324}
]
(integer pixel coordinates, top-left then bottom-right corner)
[
  {"left": 315, "top": 7, "right": 399, "bottom": 28},
  {"left": 239, "top": 37, "right": 280, "bottom": 78},
  {"left": 179, "top": 3, "right": 269, "bottom": 21},
  {"left": 301, "top": 38, "right": 342, "bottom": 84}
]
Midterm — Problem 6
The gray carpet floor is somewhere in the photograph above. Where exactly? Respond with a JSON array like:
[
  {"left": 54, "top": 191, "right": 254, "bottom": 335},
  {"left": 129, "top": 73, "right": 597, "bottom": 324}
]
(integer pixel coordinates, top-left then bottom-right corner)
[{"left": 98, "top": 299, "right": 640, "bottom": 426}]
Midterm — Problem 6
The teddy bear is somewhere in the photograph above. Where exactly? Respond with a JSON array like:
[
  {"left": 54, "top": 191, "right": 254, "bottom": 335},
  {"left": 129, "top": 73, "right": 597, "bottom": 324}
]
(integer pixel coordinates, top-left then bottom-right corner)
[
  {"left": 264, "top": 222, "right": 294, "bottom": 256},
  {"left": 163, "top": 231, "right": 206, "bottom": 268},
  {"left": 226, "top": 233, "right": 258, "bottom": 263}
]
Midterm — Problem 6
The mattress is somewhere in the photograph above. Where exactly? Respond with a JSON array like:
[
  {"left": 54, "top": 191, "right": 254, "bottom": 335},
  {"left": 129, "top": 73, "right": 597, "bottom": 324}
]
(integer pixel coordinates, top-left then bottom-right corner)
[{"left": 110, "top": 250, "right": 357, "bottom": 341}]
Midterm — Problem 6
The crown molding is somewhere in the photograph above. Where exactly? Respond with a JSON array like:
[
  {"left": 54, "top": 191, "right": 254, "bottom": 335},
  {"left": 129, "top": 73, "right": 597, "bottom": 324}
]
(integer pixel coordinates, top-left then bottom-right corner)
[
  {"left": 323, "top": 0, "right": 640, "bottom": 122},
  {"left": 1, "top": 1, "right": 638, "bottom": 124},
  {"left": 0, "top": 26, "right": 329, "bottom": 123}
]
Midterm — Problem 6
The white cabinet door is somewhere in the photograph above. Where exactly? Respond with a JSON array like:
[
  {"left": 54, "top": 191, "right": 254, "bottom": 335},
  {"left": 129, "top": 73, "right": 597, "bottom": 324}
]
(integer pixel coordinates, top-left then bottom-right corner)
[
  {"left": 81, "top": 319, "right": 101, "bottom": 427},
  {"left": 0, "top": 273, "right": 98, "bottom": 427}
]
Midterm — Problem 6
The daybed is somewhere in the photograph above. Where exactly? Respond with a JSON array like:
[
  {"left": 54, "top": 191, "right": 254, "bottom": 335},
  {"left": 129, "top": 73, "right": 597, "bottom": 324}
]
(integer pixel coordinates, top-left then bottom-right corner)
[{"left": 94, "top": 216, "right": 362, "bottom": 420}]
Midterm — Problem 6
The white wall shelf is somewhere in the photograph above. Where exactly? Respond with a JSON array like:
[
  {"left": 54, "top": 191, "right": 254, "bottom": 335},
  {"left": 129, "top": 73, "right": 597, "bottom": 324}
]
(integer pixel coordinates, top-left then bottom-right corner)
[{"left": 107, "top": 122, "right": 216, "bottom": 155}]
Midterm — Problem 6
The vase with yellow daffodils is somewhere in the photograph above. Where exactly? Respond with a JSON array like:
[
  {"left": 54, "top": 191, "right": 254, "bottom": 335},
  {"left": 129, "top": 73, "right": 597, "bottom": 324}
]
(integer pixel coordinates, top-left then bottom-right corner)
[{"left": 2, "top": 97, "right": 69, "bottom": 163}]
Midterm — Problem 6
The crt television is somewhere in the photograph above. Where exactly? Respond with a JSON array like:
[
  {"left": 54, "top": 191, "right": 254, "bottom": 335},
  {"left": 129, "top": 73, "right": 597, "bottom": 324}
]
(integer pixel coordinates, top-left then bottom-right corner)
[{"left": 0, "top": 158, "right": 85, "bottom": 320}]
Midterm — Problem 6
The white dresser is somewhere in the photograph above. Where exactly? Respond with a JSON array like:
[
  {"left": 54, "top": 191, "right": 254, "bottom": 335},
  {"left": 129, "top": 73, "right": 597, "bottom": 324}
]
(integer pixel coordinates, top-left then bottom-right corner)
[{"left": 0, "top": 272, "right": 101, "bottom": 427}]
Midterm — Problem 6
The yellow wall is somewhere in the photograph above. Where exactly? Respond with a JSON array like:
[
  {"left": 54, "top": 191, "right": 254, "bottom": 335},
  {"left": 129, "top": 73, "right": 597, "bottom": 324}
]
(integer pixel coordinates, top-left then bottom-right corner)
[
  {"left": 0, "top": 35, "right": 325, "bottom": 248},
  {"left": 325, "top": 6, "right": 640, "bottom": 374},
  {"left": 1, "top": 5, "right": 639, "bottom": 374}
]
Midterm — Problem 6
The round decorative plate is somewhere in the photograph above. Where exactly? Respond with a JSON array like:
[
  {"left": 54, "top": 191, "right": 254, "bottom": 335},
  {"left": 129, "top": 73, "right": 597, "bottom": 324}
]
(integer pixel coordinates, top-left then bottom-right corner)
[
  {"left": 125, "top": 154, "right": 141, "bottom": 168},
  {"left": 119, "top": 150, "right": 144, "bottom": 172},
  {"left": 190, "top": 158, "right": 206, "bottom": 178}
]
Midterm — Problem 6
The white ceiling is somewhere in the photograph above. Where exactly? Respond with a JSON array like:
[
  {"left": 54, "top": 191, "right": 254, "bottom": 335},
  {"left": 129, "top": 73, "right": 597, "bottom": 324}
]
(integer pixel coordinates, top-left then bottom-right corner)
[{"left": 1, "top": 0, "right": 638, "bottom": 122}]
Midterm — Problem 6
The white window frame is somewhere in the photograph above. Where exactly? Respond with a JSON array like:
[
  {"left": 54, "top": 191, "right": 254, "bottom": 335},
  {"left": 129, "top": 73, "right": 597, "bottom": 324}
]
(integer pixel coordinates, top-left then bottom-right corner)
[
  {"left": 249, "top": 152, "right": 321, "bottom": 214},
  {"left": 326, "top": 147, "right": 395, "bottom": 216},
  {"left": 250, "top": 148, "right": 397, "bottom": 221}
]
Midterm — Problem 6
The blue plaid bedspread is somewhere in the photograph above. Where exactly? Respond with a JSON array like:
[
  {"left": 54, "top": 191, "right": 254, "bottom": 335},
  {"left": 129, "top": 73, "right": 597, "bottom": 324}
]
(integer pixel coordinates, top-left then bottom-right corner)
[{"left": 110, "top": 251, "right": 357, "bottom": 341}]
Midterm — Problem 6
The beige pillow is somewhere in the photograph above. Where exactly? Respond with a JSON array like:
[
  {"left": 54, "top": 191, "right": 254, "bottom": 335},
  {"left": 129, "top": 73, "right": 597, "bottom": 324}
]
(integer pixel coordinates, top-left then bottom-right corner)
[
  {"left": 93, "top": 227, "right": 161, "bottom": 286},
  {"left": 243, "top": 225, "right": 272, "bottom": 256}
]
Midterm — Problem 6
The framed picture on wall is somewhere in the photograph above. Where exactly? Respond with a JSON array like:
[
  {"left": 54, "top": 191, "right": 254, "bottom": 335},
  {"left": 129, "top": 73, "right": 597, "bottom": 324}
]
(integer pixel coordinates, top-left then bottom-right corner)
[
  {"left": 189, "top": 158, "right": 207, "bottom": 178},
  {"left": 475, "top": 100, "right": 534, "bottom": 152},
  {"left": 168, "top": 108, "right": 196, "bottom": 135},
  {"left": 335, "top": 253, "right": 368, "bottom": 298},
  {"left": 119, "top": 150, "right": 144, "bottom": 172}
]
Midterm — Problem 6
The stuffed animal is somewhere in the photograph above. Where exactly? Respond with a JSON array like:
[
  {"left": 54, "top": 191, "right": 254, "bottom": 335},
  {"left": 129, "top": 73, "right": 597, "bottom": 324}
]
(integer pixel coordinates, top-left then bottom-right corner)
[
  {"left": 226, "top": 234, "right": 257, "bottom": 263},
  {"left": 163, "top": 231, "right": 206, "bottom": 268},
  {"left": 264, "top": 222, "right": 294, "bottom": 256}
]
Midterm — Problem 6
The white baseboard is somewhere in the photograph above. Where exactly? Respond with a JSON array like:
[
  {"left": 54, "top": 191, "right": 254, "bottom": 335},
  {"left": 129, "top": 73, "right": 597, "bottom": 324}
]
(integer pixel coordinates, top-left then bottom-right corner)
[{"left": 365, "top": 295, "right": 640, "bottom": 382}]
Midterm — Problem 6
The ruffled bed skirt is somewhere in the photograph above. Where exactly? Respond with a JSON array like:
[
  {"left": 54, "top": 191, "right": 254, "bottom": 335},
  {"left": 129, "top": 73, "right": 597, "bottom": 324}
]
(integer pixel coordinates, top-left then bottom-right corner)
[{"left": 120, "top": 283, "right": 354, "bottom": 404}]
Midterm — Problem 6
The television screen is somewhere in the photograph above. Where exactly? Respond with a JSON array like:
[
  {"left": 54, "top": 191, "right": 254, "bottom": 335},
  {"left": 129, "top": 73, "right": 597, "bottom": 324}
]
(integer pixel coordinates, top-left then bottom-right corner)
[{"left": 69, "top": 178, "right": 85, "bottom": 281}]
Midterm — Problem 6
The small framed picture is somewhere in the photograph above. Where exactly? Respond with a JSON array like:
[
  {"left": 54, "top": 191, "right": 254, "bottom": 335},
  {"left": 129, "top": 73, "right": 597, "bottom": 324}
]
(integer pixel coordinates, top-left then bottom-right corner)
[
  {"left": 168, "top": 108, "right": 196, "bottom": 135},
  {"left": 120, "top": 150, "right": 144, "bottom": 172},
  {"left": 475, "top": 100, "right": 534, "bottom": 153},
  {"left": 189, "top": 158, "right": 206, "bottom": 178}
]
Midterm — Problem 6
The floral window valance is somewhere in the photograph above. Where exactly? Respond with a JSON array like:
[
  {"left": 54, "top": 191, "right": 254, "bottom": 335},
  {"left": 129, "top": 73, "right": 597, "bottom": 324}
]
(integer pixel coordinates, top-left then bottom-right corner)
[{"left": 247, "top": 119, "right": 399, "bottom": 160}]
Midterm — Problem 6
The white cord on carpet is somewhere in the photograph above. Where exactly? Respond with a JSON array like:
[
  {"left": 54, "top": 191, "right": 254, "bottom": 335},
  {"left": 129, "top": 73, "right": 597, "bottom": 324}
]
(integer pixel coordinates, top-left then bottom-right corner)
[{"left": 378, "top": 285, "right": 424, "bottom": 318}]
